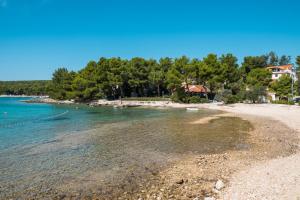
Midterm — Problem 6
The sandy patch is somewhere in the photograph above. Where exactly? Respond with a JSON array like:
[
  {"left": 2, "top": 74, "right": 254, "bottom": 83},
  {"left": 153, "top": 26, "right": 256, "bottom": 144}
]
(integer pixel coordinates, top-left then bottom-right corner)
[{"left": 189, "top": 113, "right": 235, "bottom": 124}]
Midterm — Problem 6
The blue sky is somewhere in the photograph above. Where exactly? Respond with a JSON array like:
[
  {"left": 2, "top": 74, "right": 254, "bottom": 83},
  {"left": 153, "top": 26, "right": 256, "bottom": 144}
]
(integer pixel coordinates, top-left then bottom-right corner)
[{"left": 0, "top": 0, "right": 300, "bottom": 80}]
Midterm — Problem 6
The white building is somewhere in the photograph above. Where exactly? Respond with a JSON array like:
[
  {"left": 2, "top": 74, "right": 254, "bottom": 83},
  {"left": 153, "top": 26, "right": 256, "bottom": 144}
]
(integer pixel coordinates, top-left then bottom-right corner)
[
  {"left": 266, "top": 64, "right": 297, "bottom": 81},
  {"left": 267, "top": 64, "right": 298, "bottom": 101}
]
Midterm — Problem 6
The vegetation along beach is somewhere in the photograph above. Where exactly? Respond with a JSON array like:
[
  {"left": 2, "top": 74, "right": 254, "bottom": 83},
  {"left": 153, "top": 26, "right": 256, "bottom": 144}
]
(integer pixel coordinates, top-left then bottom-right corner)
[{"left": 1, "top": 0, "right": 300, "bottom": 199}]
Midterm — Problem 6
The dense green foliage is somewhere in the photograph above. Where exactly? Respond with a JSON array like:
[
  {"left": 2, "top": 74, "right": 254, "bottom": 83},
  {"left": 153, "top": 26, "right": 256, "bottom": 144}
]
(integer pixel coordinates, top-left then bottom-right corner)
[
  {"left": 270, "top": 75, "right": 293, "bottom": 100},
  {"left": 48, "top": 52, "right": 298, "bottom": 103},
  {"left": 0, "top": 80, "right": 51, "bottom": 95},
  {"left": 187, "top": 96, "right": 210, "bottom": 104},
  {"left": 1, "top": 52, "right": 298, "bottom": 105}
]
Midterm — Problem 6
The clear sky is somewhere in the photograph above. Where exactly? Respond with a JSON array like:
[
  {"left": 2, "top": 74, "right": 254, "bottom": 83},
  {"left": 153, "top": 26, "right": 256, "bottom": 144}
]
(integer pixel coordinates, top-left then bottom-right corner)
[{"left": 0, "top": 0, "right": 300, "bottom": 81}]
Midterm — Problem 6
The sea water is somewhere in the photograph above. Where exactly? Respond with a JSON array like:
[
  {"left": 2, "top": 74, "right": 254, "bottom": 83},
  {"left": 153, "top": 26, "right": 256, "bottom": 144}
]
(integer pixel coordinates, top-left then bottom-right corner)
[{"left": 0, "top": 97, "right": 251, "bottom": 199}]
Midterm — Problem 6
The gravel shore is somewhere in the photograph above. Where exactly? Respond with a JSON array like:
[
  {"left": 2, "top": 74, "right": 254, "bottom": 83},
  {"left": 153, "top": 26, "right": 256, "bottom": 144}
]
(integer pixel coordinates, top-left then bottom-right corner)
[
  {"left": 104, "top": 101, "right": 300, "bottom": 200},
  {"left": 24, "top": 99, "right": 300, "bottom": 199},
  {"left": 125, "top": 113, "right": 298, "bottom": 200},
  {"left": 214, "top": 104, "right": 300, "bottom": 200}
]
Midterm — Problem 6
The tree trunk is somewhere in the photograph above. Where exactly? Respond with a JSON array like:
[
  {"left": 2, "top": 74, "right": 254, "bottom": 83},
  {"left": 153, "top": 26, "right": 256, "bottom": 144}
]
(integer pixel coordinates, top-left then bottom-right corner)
[
  {"left": 120, "top": 87, "right": 124, "bottom": 98},
  {"left": 157, "top": 84, "right": 160, "bottom": 96},
  {"left": 185, "top": 78, "right": 189, "bottom": 93}
]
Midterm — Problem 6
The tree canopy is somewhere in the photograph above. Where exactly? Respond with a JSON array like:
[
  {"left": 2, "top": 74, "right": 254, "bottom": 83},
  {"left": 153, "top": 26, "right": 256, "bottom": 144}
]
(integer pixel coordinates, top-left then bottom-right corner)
[
  {"left": 270, "top": 75, "right": 292, "bottom": 100},
  {"left": 47, "top": 52, "right": 291, "bottom": 103},
  {"left": 1, "top": 52, "right": 298, "bottom": 104}
]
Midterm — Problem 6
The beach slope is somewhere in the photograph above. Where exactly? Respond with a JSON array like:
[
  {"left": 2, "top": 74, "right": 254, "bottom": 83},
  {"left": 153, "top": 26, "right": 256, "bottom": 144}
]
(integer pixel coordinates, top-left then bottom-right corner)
[{"left": 214, "top": 104, "right": 300, "bottom": 200}]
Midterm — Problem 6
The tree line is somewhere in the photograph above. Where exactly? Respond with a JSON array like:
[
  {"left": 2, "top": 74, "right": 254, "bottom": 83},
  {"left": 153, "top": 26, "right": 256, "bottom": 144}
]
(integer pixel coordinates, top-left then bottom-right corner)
[
  {"left": 0, "top": 80, "right": 51, "bottom": 96},
  {"left": 1, "top": 52, "right": 299, "bottom": 103},
  {"left": 48, "top": 52, "right": 299, "bottom": 103}
]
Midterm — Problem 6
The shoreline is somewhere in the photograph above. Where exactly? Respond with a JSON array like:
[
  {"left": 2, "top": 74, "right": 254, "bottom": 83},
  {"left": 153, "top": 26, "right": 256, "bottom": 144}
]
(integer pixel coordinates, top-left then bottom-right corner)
[
  {"left": 10, "top": 111, "right": 295, "bottom": 200},
  {"left": 94, "top": 100, "right": 300, "bottom": 199},
  {"left": 134, "top": 113, "right": 299, "bottom": 200},
  {"left": 18, "top": 97, "right": 300, "bottom": 199}
]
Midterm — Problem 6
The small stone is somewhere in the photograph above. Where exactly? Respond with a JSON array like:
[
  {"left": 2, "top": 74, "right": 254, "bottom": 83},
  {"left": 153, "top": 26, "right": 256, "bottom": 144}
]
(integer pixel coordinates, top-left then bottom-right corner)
[
  {"left": 193, "top": 197, "right": 200, "bottom": 200},
  {"left": 215, "top": 179, "right": 225, "bottom": 190},
  {"left": 58, "top": 194, "right": 66, "bottom": 200},
  {"left": 176, "top": 179, "right": 184, "bottom": 184},
  {"left": 204, "top": 197, "right": 215, "bottom": 200}
]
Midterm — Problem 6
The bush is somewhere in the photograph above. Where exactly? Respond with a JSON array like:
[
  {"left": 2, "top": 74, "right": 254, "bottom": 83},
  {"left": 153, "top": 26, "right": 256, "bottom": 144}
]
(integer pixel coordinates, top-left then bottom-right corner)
[
  {"left": 224, "top": 94, "right": 240, "bottom": 104},
  {"left": 245, "top": 86, "right": 267, "bottom": 103},
  {"left": 214, "top": 89, "right": 241, "bottom": 104},
  {"left": 170, "top": 87, "right": 187, "bottom": 103},
  {"left": 271, "top": 100, "right": 295, "bottom": 105},
  {"left": 187, "top": 96, "right": 209, "bottom": 104}
]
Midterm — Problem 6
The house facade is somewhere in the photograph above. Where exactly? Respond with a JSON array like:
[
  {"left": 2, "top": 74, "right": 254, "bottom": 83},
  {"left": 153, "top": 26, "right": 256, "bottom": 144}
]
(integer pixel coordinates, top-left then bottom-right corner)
[{"left": 266, "top": 64, "right": 297, "bottom": 81}]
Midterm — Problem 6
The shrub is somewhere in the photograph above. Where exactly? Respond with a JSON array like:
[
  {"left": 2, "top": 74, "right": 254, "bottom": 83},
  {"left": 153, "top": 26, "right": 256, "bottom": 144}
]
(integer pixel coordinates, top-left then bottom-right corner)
[
  {"left": 214, "top": 89, "right": 241, "bottom": 104},
  {"left": 170, "top": 87, "right": 187, "bottom": 103},
  {"left": 224, "top": 94, "right": 240, "bottom": 104},
  {"left": 187, "top": 96, "right": 209, "bottom": 103},
  {"left": 271, "top": 100, "right": 295, "bottom": 105},
  {"left": 245, "top": 86, "right": 267, "bottom": 103}
]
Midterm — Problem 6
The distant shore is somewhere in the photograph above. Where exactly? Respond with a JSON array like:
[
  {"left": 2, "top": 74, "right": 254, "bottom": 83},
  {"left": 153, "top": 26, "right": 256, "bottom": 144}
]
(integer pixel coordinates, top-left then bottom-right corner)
[{"left": 0, "top": 95, "right": 49, "bottom": 98}]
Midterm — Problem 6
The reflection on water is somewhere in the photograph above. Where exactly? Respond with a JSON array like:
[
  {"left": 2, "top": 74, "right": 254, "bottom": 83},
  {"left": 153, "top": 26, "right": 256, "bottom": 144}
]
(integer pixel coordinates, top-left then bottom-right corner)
[{"left": 0, "top": 98, "right": 252, "bottom": 199}]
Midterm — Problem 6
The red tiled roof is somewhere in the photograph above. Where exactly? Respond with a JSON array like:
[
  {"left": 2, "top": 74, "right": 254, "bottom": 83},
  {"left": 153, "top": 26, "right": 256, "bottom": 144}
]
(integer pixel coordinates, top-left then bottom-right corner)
[
  {"left": 266, "top": 64, "right": 292, "bottom": 70},
  {"left": 184, "top": 85, "right": 209, "bottom": 93}
]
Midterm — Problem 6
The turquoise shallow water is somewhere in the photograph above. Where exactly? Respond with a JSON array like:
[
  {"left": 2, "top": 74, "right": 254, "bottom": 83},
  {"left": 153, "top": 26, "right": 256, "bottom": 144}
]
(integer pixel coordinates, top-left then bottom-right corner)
[
  {"left": 0, "top": 97, "right": 251, "bottom": 199},
  {"left": 0, "top": 97, "right": 165, "bottom": 151}
]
